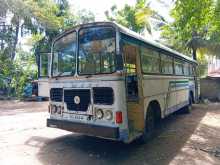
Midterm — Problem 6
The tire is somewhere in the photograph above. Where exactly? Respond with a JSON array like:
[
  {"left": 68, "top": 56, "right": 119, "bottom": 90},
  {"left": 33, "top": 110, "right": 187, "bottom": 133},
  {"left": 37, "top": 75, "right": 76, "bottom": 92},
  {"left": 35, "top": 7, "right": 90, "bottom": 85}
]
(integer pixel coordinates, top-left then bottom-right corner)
[{"left": 140, "top": 105, "right": 155, "bottom": 143}]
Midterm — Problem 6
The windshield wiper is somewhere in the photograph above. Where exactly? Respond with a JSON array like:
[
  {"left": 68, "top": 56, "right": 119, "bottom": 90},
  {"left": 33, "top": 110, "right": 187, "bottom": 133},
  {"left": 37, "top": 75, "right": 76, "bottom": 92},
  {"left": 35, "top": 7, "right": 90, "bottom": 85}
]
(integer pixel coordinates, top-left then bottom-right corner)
[
  {"left": 55, "top": 71, "right": 66, "bottom": 77},
  {"left": 54, "top": 70, "right": 75, "bottom": 78}
]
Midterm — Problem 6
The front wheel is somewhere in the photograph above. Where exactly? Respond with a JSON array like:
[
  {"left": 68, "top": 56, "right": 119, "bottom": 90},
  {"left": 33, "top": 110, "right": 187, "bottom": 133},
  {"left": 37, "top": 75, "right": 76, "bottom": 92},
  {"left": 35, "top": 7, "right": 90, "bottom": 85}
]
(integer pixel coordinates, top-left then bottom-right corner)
[{"left": 139, "top": 105, "right": 155, "bottom": 143}]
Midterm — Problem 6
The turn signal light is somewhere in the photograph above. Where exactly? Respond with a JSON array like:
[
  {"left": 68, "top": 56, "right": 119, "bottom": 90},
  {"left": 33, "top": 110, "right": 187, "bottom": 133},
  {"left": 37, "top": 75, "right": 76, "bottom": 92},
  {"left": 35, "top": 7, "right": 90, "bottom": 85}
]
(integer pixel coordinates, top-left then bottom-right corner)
[
  {"left": 57, "top": 106, "right": 62, "bottom": 114},
  {"left": 116, "top": 111, "right": 123, "bottom": 124}
]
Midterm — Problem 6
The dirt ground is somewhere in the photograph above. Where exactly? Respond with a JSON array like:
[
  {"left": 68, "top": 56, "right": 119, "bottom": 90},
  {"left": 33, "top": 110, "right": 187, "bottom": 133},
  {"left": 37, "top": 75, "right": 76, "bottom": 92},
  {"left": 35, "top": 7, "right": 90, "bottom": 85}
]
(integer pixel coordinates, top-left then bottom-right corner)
[{"left": 0, "top": 100, "right": 220, "bottom": 165}]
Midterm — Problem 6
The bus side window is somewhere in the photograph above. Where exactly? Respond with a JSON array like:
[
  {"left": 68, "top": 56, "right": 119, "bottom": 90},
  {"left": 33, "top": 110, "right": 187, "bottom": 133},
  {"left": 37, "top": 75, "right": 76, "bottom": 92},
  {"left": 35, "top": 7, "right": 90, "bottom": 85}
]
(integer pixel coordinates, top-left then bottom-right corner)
[
  {"left": 175, "top": 59, "right": 184, "bottom": 75},
  {"left": 141, "top": 47, "right": 160, "bottom": 74},
  {"left": 184, "top": 62, "right": 189, "bottom": 76},
  {"left": 161, "top": 53, "right": 174, "bottom": 74},
  {"left": 123, "top": 44, "right": 137, "bottom": 75}
]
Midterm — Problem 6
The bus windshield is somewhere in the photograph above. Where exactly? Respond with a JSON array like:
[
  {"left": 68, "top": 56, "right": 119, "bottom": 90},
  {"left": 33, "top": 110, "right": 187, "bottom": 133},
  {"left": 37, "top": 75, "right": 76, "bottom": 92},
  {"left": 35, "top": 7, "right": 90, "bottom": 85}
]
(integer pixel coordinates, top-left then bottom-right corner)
[
  {"left": 78, "top": 26, "right": 116, "bottom": 75},
  {"left": 52, "top": 32, "right": 76, "bottom": 76}
]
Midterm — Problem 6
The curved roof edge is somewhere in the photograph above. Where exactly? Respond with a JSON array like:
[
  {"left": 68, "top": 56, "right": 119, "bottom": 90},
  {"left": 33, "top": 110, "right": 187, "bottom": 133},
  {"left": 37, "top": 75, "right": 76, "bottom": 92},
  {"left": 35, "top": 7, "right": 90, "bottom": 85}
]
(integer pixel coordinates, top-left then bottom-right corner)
[
  {"left": 114, "top": 22, "right": 197, "bottom": 64},
  {"left": 54, "top": 21, "right": 197, "bottom": 64}
]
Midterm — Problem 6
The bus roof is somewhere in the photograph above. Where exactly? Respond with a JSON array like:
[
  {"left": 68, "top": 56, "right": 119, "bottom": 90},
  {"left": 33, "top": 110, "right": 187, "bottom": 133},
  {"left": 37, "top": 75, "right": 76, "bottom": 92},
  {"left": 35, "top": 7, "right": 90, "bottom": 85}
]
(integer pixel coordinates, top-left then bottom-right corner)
[
  {"left": 54, "top": 21, "right": 197, "bottom": 64},
  {"left": 114, "top": 22, "right": 197, "bottom": 64}
]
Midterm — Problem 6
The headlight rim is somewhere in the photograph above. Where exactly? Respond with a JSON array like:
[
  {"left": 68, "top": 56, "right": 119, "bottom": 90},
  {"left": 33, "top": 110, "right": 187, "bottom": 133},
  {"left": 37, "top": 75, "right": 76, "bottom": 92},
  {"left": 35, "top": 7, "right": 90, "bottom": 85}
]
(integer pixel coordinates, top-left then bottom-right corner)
[
  {"left": 96, "top": 109, "right": 104, "bottom": 119},
  {"left": 105, "top": 110, "right": 113, "bottom": 120}
]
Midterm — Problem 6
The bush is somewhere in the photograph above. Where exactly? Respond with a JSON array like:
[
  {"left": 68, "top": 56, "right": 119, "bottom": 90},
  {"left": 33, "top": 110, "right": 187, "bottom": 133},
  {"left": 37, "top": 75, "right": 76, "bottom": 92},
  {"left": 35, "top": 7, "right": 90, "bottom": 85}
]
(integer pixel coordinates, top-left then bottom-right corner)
[{"left": 0, "top": 49, "right": 37, "bottom": 98}]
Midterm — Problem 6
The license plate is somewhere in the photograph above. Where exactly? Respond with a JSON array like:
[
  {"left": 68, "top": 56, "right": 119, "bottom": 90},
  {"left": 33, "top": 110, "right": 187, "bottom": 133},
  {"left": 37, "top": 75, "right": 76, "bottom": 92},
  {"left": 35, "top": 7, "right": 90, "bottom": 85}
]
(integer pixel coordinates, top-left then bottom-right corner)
[{"left": 69, "top": 113, "right": 87, "bottom": 121}]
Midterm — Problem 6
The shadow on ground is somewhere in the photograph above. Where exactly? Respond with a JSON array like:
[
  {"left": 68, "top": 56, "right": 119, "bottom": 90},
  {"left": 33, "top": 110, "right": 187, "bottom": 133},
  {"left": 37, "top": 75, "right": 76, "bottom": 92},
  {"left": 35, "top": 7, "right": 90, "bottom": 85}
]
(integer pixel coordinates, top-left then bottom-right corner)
[{"left": 26, "top": 105, "right": 211, "bottom": 165}]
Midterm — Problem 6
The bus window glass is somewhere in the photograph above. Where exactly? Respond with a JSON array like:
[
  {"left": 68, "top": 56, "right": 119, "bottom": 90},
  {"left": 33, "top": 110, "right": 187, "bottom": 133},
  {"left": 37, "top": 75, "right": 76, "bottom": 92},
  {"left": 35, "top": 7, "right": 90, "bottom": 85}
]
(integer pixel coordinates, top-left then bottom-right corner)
[
  {"left": 161, "top": 54, "right": 173, "bottom": 74},
  {"left": 78, "top": 26, "right": 116, "bottom": 75},
  {"left": 175, "top": 59, "right": 184, "bottom": 75},
  {"left": 184, "top": 62, "right": 189, "bottom": 76},
  {"left": 123, "top": 44, "right": 137, "bottom": 74},
  {"left": 141, "top": 47, "right": 160, "bottom": 73},
  {"left": 53, "top": 32, "right": 76, "bottom": 76}
]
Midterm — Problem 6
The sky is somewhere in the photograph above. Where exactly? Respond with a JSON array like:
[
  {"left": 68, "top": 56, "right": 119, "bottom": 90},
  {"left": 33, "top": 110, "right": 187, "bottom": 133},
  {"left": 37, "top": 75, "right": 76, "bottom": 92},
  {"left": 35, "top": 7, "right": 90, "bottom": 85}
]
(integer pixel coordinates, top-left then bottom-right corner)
[
  {"left": 68, "top": 0, "right": 174, "bottom": 40},
  {"left": 20, "top": 0, "right": 174, "bottom": 51},
  {"left": 69, "top": 0, "right": 136, "bottom": 21},
  {"left": 68, "top": 0, "right": 174, "bottom": 22}
]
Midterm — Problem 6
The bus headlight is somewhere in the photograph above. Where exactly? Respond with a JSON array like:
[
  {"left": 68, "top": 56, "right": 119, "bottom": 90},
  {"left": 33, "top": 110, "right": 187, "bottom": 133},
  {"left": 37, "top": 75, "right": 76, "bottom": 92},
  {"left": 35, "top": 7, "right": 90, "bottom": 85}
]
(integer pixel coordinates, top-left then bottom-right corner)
[
  {"left": 51, "top": 105, "right": 57, "bottom": 114},
  {"left": 96, "top": 109, "right": 104, "bottom": 119},
  {"left": 105, "top": 110, "right": 113, "bottom": 120},
  {"left": 57, "top": 106, "right": 62, "bottom": 114}
]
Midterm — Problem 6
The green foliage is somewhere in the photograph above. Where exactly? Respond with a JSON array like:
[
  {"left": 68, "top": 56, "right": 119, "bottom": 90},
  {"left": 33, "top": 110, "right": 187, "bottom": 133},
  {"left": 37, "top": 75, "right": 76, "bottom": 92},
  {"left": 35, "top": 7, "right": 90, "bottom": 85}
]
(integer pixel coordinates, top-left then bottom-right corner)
[
  {"left": 73, "top": 9, "right": 95, "bottom": 25},
  {"left": 0, "top": 0, "right": 95, "bottom": 98},
  {"left": 197, "top": 49, "right": 208, "bottom": 77},
  {"left": 0, "top": 49, "right": 37, "bottom": 97},
  {"left": 13, "top": 48, "right": 37, "bottom": 97},
  {"left": 160, "top": 0, "right": 220, "bottom": 77},
  {"left": 105, "top": 0, "right": 153, "bottom": 34},
  {"left": 0, "top": 0, "right": 68, "bottom": 97},
  {"left": 161, "top": 0, "right": 214, "bottom": 54},
  {"left": 135, "top": 0, "right": 153, "bottom": 33}
]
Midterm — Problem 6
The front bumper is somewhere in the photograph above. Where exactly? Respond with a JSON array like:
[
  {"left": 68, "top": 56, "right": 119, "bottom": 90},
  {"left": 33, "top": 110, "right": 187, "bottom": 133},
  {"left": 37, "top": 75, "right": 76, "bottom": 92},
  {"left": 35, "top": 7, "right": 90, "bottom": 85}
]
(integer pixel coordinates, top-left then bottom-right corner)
[{"left": 47, "top": 118, "right": 119, "bottom": 139}]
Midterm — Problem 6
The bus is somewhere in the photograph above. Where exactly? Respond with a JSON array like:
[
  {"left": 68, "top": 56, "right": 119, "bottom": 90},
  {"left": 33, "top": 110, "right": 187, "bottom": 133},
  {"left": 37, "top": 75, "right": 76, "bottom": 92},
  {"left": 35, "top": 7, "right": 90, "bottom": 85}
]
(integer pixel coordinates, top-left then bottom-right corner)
[{"left": 47, "top": 22, "right": 200, "bottom": 143}]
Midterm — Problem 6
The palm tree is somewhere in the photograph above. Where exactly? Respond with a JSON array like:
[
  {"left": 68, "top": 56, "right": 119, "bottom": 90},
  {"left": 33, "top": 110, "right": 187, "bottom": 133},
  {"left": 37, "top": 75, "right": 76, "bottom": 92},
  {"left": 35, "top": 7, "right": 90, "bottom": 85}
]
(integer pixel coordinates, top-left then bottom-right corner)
[{"left": 135, "top": 0, "right": 153, "bottom": 34}]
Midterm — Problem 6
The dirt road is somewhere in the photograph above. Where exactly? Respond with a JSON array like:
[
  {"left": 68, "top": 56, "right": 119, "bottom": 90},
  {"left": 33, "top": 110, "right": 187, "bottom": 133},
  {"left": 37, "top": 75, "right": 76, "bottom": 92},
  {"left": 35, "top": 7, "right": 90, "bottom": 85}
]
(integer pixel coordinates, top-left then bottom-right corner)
[{"left": 0, "top": 100, "right": 220, "bottom": 165}]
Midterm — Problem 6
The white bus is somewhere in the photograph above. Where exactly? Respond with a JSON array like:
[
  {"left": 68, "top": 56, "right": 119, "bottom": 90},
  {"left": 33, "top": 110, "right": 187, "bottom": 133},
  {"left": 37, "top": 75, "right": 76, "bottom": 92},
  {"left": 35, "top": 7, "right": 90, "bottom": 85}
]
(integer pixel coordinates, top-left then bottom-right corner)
[{"left": 47, "top": 22, "right": 200, "bottom": 143}]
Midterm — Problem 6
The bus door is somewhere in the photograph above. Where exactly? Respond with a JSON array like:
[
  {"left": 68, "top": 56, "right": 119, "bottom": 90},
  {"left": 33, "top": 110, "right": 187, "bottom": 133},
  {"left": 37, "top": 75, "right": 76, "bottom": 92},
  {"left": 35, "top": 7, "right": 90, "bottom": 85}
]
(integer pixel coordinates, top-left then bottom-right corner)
[{"left": 122, "top": 42, "right": 145, "bottom": 136}]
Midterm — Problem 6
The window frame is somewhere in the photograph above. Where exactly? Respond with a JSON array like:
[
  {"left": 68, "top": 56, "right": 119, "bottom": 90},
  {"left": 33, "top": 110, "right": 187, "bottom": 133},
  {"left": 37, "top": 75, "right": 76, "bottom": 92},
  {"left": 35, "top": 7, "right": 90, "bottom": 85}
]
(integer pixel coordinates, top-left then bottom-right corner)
[
  {"left": 119, "top": 32, "right": 197, "bottom": 77},
  {"left": 77, "top": 25, "right": 117, "bottom": 76},
  {"left": 51, "top": 30, "right": 77, "bottom": 78},
  {"left": 120, "top": 33, "right": 141, "bottom": 75},
  {"left": 174, "top": 58, "right": 185, "bottom": 76},
  {"left": 140, "top": 46, "right": 161, "bottom": 74},
  {"left": 160, "top": 52, "right": 174, "bottom": 75},
  {"left": 38, "top": 53, "right": 50, "bottom": 78},
  {"left": 183, "top": 62, "right": 190, "bottom": 76}
]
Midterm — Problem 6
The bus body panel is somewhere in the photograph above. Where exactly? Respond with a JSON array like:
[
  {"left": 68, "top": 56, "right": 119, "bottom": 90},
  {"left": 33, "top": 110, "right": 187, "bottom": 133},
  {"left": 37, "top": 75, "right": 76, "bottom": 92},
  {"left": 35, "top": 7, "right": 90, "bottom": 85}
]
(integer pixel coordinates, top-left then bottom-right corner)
[
  {"left": 48, "top": 76, "right": 130, "bottom": 141},
  {"left": 38, "top": 78, "right": 50, "bottom": 97},
  {"left": 126, "top": 101, "right": 145, "bottom": 141},
  {"left": 142, "top": 75, "right": 193, "bottom": 118},
  {"left": 37, "top": 53, "right": 51, "bottom": 98}
]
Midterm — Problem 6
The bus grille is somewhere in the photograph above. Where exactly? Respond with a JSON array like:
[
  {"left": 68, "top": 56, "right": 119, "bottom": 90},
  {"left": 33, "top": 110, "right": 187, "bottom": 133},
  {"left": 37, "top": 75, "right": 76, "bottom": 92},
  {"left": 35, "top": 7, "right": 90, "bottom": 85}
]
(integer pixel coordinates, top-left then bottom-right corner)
[
  {"left": 64, "top": 89, "right": 91, "bottom": 111},
  {"left": 93, "top": 87, "right": 114, "bottom": 105},
  {"left": 50, "top": 88, "right": 63, "bottom": 102}
]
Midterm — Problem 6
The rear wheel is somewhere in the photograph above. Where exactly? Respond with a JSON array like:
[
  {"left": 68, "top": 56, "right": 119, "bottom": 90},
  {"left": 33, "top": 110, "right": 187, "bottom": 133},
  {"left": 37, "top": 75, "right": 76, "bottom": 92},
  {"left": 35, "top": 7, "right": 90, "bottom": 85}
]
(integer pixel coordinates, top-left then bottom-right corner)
[{"left": 140, "top": 105, "right": 155, "bottom": 143}]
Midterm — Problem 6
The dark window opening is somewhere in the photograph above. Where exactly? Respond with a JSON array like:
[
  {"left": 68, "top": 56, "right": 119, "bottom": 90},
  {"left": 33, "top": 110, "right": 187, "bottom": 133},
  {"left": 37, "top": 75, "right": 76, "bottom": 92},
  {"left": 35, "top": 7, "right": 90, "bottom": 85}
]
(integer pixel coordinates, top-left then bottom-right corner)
[{"left": 123, "top": 42, "right": 139, "bottom": 101}]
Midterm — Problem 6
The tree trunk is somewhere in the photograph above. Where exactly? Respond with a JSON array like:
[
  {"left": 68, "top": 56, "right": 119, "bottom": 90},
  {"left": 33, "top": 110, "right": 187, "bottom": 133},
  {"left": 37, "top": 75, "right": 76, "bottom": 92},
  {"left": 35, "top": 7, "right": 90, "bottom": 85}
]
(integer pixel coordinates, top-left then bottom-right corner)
[
  {"left": 1, "top": 24, "right": 4, "bottom": 50},
  {"left": 11, "top": 21, "right": 19, "bottom": 60}
]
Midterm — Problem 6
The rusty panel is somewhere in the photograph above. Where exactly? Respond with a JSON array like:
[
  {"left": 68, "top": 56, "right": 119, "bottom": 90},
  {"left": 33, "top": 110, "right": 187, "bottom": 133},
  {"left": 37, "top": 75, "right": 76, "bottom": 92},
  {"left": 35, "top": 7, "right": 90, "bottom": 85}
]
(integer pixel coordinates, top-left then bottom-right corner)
[{"left": 127, "top": 102, "right": 144, "bottom": 132}]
